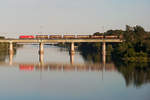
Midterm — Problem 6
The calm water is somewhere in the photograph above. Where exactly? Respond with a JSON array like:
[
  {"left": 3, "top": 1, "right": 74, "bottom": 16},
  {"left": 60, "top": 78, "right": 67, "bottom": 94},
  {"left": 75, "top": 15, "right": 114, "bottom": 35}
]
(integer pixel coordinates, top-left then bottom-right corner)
[{"left": 0, "top": 45, "right": 150, "bottom": 100}]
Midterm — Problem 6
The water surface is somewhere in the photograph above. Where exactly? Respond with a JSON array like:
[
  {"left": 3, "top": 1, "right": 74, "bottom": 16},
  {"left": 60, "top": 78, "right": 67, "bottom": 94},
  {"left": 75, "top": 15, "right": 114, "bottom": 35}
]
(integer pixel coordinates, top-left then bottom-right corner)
[{"left": 0, "top": 45, "right": 150, "bottom": 100}]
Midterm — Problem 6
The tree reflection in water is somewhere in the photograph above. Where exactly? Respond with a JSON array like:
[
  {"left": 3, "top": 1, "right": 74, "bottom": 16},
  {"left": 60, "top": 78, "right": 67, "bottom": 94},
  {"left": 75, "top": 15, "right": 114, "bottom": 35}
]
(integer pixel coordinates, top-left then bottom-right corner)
[
  {"left": 115, "top": 61, "right": 150, "bottom": 87},
  {"left": 0, "top": 43, "right": 150, "bottom": 88},
  {"left": 80, "top": 51, "right": 150, "bottom": 87},
  {"left": 80, "top": 50, "right": 112, "bottom": 64}
]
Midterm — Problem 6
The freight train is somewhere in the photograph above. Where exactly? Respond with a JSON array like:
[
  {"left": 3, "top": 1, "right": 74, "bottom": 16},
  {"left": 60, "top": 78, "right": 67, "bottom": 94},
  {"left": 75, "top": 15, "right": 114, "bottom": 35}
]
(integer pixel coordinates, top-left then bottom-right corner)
[{"left": 19, "top": 35, "right": 122, "bottom": 39}]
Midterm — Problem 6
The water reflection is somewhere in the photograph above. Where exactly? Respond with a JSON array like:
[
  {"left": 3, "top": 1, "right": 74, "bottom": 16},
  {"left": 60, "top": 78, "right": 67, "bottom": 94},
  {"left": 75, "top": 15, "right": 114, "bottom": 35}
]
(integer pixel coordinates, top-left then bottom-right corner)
[
  {"left": 0, "top": 44, "right": 150, "bottom": 100},
  {"left": 1, "top": 44, "right": 150, "bottom": 88},
  {"left": 17, "top": 63, "right": 116, "bottom": 72},
  {"left": 9, "top": 51, "right": 13, "bottom": 65},
  {"left": 79, "top": 50, "right": 150, "bottom": 87},
  {"left": 115, "top": 62, "right": 150, "bottom": 87},
  {"left": 39, "top": 52, "right": 44, "bottom": 65},
  {"left": 80, "top": 52, "right": 112, "bottom": 64},
  {"left": 2, "top": 61, "right": 150, "bottom": 88},
  {"left": 69, "top": 52, "right": 74, "bottom": 65}
]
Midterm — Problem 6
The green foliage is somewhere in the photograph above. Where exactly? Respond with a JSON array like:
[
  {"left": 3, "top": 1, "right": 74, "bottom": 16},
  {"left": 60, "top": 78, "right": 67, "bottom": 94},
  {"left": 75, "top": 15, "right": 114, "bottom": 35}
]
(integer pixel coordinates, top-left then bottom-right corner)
[
  {"left": 93, "top": 32, "right": 103, "bottom": 36},
  {"left": 0, "top": 36, "right": 23, "bottom": 62},
  {"left": 113, "top": 25, "right": 150, "bottom": 62},
  {"left": 79, "top": 25, "right": 150, "bottom": 63},
  {"left": 105, "top": 29, "right": 124, "bottom": 36}
]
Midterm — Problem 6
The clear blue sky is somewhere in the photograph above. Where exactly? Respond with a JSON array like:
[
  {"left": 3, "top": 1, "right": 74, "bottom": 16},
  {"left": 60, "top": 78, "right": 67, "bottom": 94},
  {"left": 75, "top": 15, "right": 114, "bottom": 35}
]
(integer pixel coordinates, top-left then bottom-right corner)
[{"left": 0, "top": 0, "right": 150, "bottom": 35}]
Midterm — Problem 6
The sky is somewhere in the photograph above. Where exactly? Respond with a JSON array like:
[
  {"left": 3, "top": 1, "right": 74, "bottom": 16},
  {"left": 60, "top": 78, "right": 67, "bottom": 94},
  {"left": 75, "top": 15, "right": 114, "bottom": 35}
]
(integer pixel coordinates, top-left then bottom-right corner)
[{"left": 0, "top": 0, "right": 150, "bottom": 36}]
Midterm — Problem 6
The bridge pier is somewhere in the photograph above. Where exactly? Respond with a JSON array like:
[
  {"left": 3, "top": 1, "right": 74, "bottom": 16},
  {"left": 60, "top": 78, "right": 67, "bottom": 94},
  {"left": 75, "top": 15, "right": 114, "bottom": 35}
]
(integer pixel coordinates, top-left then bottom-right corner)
[
  {"left": 39, "top": 42, "right": 44, "bottom": 54},
  {"left": 9, "top": 42, "right": 13, "bottom": 65},
  {"left": 9, "top": 41, "right": 13, "bottom": 54},
  {"left": 70, "top": 42, "right": 75, "bottom": 54},
  {"left": 69, "top": 42, "right": 75, "bottom": 64},
  {"left": 102, "top": 42, "right": 106, "bottom": 64}
]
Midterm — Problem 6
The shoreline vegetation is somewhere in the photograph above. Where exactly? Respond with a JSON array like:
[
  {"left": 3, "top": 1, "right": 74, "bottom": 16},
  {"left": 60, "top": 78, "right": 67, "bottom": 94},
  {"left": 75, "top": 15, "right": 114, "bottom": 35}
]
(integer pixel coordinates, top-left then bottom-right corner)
[
  {"left": 77, "top": 25, "right": 150, "bottom": 63},
  {"left": 0, "top": 36, "right": 23, "bottom": 62}
]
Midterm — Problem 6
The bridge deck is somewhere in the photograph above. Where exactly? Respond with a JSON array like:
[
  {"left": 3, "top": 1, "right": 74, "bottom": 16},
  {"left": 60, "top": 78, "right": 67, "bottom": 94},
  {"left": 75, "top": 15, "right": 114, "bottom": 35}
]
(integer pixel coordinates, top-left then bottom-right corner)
[{"left": 0, "top": 39, "right": 122, "bottom": 43}]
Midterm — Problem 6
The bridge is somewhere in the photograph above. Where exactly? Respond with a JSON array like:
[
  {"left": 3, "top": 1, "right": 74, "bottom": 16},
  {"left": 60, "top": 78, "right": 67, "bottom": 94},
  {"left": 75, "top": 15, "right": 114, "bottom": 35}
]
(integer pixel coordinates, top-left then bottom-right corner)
[{"left": 0, "top": 38, "right": 123, "bottom": 64}]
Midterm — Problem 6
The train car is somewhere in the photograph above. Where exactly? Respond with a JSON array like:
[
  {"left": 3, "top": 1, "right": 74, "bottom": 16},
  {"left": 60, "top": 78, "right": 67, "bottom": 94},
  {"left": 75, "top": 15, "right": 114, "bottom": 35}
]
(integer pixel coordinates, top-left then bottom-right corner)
[
  {"left": 90, "top": 35, "right": 104, "bottom": 39},
  {"left": 36, "top": 35, "right": 49, "bottom": 39},
  {"left": 63, "top": 35, "right": 75, "bottom": 39},
  {"left": 104, "top": 35, "right": 118, "bottom": 39},
  {"left": 49, "top": 35, "right": 62, "bottom": 39},
  {"left": 19, "top": 35, "right": 35, "bottom": 39},
  {"left": 77, "top": 35, "right": 90, "bottom": 39}
]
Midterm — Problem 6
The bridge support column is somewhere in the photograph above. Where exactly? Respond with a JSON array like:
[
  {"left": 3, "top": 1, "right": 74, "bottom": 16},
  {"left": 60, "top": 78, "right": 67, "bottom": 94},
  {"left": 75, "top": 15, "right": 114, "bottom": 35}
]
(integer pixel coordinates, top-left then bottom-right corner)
[
  {"left": 39, "top": 42, "right": 44, "bottom": 54},
  {"left": 69, "top": 42, "right": 75, "bottom": 64},
  {"left": 70, "top": 42, "right": 75, "bottom": 54},
  {"left": 9, "top": 42, "right": 13, "bottom": 65},
  {"left": 9, "top": 42, "right": 13, "bottom": 54},
  {"left": 102, "top": 42, "right": 106, "bottom": 64}
]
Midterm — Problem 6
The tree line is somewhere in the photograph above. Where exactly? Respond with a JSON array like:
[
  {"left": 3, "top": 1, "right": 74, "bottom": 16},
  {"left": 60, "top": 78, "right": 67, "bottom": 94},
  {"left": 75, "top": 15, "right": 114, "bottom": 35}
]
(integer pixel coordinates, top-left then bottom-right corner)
[{"left": 78, "top": 25, "right": 150, "bottom": 62}]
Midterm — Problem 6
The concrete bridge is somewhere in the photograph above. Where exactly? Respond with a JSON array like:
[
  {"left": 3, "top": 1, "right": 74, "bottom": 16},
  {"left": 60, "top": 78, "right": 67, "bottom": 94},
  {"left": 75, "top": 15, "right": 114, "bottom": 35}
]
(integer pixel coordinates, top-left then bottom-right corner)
[{"left": 0, "top": 38, "right": 123, "bottom": 64}]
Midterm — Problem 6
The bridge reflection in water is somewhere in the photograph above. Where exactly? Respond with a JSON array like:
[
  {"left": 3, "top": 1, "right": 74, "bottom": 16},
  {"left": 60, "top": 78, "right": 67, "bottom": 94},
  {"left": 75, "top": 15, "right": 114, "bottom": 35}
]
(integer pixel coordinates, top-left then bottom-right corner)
[
  {"left": 35, "top": 63, "right": 116, "bottom": 72},
  {"left": 9, "top": 48, "right": 107, "bottom": 66},
  {"left": 1, "top": 62, "right": 116, "bottom": 72},
  {"left": 9, "top": 50, "right": 77, "bottom": 65}
]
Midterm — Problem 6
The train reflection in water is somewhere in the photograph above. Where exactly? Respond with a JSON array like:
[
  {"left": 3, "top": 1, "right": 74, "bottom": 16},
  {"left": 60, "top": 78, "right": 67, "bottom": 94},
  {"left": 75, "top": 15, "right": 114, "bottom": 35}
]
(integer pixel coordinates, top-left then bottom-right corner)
[
  {"left": 19, "top": 63, "right": 116, "bottom": 72},
  {"left": 19, "top": 65, "right": 34, "bottom": 71}
]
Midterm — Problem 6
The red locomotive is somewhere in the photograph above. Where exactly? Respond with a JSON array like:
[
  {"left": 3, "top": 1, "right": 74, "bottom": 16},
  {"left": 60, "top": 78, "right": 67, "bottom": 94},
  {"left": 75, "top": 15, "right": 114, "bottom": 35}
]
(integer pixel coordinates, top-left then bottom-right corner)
[{"left": 19, "top": 35, "right": 35, "bottom": 39}]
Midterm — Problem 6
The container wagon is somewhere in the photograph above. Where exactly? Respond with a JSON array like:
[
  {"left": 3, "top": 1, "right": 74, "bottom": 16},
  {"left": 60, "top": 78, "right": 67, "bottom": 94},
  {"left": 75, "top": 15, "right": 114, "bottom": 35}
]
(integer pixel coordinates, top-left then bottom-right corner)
[
  {"left": 36, "top": 35, "right": 49, "bottom": 39},
  {"left": 77, "top": 35, "right": 90, "bottom": 39},
  {"left": 90, "top": 35, "right": 104, "bottom": 39},
  {"left": 63, "top": 35, "right": 75, "bottom": 39},
  {"left": 49, "top": 35, "right": 62, "bottom": 39}
]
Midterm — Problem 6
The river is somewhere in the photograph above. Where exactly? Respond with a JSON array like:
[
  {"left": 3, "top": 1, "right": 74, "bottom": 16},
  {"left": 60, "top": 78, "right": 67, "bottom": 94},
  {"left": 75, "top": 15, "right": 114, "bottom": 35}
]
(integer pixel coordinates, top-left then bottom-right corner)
[{"left": 0, "top": 45, "right": 150, "bottom": 100}]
